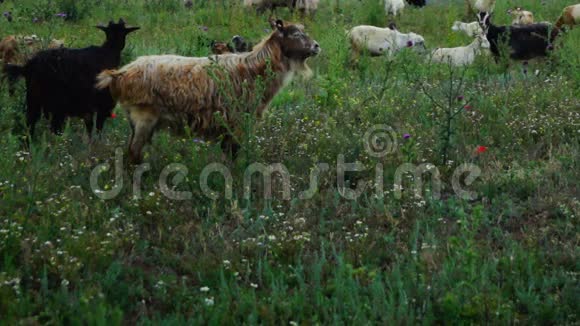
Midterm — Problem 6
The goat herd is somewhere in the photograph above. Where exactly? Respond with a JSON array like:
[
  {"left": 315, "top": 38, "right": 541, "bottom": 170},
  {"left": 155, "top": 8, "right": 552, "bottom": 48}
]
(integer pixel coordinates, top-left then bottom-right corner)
[
  {"left": 0, "top": 1, "right": 578, "bottom": 164},
  {"left": 351, "top": 1, "right": 578, "bottom": 65}
]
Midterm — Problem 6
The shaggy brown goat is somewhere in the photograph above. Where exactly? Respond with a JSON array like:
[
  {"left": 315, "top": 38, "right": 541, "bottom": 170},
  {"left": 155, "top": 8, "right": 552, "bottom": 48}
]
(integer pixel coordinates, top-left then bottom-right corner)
[
  {"left": 1, "top": 34, "right": 64, "bottom": 94},
  {"left": 0, "top": 36, "right": 18, "bottom": 64},
  {"left": 0, "top": 35, "right": 64, "bottom": 65},
  {"left": 96, "top": 19, "right": 320, "bottom": 163}
]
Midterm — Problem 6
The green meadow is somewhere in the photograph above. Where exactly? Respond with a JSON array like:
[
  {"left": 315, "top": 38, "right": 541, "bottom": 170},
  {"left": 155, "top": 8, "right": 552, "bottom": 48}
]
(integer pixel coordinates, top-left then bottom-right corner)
[{"left": 0, "top": 0, "right": 578, "bottom": 324}]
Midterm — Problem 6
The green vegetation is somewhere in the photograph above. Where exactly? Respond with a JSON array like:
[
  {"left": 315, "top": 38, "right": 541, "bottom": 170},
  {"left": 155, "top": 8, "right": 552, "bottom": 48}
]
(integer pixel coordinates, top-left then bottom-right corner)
[{"left": 0, "top": 0, "right": 578, "bottom": 324}]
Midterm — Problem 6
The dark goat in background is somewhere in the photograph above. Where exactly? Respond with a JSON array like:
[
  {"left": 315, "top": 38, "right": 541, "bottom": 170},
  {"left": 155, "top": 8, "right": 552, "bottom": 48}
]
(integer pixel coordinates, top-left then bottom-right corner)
[
  {"left": 3, "top": 19, "right": 139, "bottom": 135},
  {"left": 481, "top": 13, "right": 556, "bottom": 61},
  {"left": 232, "top": 35, "right": 253, "bottom": 53},
  {"left": 406, "top": 0, "right": 426, "bottom": 7},
  {"left": 211, "top": 36, "right": 254, "bottom": 55}
]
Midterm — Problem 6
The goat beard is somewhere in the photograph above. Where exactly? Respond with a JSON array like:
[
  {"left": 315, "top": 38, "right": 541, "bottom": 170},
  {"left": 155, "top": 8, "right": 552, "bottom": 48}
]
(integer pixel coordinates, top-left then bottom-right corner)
[{"left": 289, "top": 60, "right": 313, "bottom": 80}]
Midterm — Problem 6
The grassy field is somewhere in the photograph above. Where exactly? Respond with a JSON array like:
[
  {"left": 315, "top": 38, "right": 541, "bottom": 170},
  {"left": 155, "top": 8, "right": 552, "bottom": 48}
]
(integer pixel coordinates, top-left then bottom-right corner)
[{"left": 0, "top": 0, "right": 578, "bottom": 324}]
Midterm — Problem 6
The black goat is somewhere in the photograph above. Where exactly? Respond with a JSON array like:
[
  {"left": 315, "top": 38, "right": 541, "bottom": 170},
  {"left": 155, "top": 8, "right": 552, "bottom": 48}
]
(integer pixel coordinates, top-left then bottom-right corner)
[
  {"left": 481, "top": 13, "right": 555, "bottom": 61},
  {"left": 231, "top": 35, "right": 254, "bottom": 53},
  {"left": 406, "top": 0, "right": 426, "bottom": 7},
  {"left": 252, "top": 0, "right": 294, "bottom": 14},
  {"left": 3, "top": 19, "right": 139, "bottom": 136}
]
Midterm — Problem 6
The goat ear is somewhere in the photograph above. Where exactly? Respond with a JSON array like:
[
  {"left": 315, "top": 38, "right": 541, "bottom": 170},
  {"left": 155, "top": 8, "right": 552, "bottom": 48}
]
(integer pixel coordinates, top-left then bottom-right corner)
[
  {"left": 482, "top": 14, "right": 491, "bottom": 32},
  {"left": 275, "top": 19, "right": 284, "bottom": 31},
  {"left": 124, "top": 26, "right": 140, "bottom": 34},
  {"left": 96, "top": 24, "right": 107, "bottom": 31},
  {"left": 269, "top": 18, "right": 285, "bottom": 34}
]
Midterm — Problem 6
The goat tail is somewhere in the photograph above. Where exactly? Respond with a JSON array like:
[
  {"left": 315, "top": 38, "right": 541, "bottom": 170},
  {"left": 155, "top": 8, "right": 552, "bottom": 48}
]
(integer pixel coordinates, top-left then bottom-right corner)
[{"left": 95, "top": 69, "right": 117, "bottom": 90}]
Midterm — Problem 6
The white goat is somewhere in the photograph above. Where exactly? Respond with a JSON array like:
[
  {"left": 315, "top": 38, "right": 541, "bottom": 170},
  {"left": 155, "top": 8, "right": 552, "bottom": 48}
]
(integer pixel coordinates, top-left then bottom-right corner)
[
  {"left": 349, "top": 25, "right": 425, "bottom": 56},
  {"left": 465, "top": 0, "right": 496, "bottom": 23},
  {"left": 452, "top": 21, "right": 484, "bottom": 37},
  {"left": 295, "top": 0, "right": 320, "bottom": 13},
  {"left": 384, "top": 0, "right": 405, "bottom": 16},
  {"left": 474, "top": 0, "right": 496, "bottom": 13},
  {"left": 508, "top": 7, "right": 535, "bottom": 25},
  {"left": 430, "top": 34, "right": 490, "bottom": 66}
]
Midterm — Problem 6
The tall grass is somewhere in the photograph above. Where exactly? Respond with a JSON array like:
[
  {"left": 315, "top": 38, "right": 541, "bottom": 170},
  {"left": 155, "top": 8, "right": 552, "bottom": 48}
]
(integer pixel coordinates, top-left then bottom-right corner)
[{"left": 0, "top": 0, "right": 578, "bottom": 324}]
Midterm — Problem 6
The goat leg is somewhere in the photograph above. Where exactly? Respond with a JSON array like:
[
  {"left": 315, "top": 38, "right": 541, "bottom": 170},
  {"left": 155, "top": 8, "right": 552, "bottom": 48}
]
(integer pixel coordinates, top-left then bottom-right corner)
[
  {"left": 127, "top": 107, "right": 159, "bottom": 164},
  {"left": 25, "top": 109, "right": 40, "bottom": 139},
  {"left": 49, "top": 114, "right": 65, "bottom": 134},
  {"left": 84, "top": 115, "right": 95, "bottom": 136},
  {"left": 221, "top": 134, "right": 240, "bottom": 160},
  {"left": 95, "top": 111, "right": 109, "bottom": 133}
]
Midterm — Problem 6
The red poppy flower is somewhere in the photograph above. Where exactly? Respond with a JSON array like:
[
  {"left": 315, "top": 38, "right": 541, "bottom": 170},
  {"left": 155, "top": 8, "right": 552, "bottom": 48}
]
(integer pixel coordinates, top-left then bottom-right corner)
[
  {"left": 111, "top": 113, "right": 117, "bottom": 118},
  {"left": 476, "top": 146, "right": 488, "bottom": 154}
]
